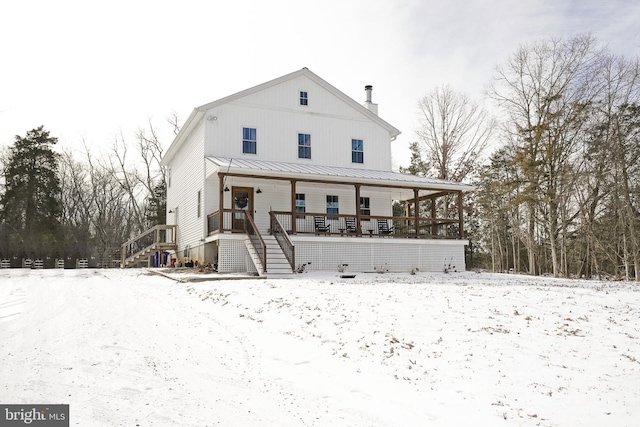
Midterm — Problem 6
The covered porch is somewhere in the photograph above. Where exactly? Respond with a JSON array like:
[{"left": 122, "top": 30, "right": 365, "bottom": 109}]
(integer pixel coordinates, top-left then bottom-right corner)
[
  {"left": 205, "top": 157, "right": 472, "bottom": 240},
  {"left": 202, "top": 158, "right": 472, "bottom": 274}
]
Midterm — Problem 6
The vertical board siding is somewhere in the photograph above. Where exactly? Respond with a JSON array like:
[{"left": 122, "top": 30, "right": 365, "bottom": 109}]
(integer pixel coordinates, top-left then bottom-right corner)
[
  {"left": 167, "top": 122, "right": 205, "bottom": 254},
  {"left": 203, "top": 75, "right": 392, "bottom": 170},
  {"left": 219, "top": 178, "right": 396, "bottom": 236}
]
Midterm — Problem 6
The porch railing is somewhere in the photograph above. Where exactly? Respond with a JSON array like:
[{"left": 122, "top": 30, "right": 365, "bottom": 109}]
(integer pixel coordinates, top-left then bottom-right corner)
[
  {"left": 121, "top": 224, "right": 177, "bottom": 266},
  {"left": 208, "top": 210, "right": 461, "bottom": 239},
  {"left": 270, "top": 211, "right": 295, "bottom": 270},
  {"left": 207, "top": 209, "right": 253, "bottom": 235},
  {"left": 270, "top": 212, "right": 461, "bottom": 239}
]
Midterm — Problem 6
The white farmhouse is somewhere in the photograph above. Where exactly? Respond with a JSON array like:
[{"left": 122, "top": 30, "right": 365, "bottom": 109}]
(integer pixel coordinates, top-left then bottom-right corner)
[{"left": 122, "top": 68, "right": 473, "bottom": 275}]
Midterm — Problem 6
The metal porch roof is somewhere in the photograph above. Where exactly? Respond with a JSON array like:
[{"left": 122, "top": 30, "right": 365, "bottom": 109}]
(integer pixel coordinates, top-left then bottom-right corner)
[{"left": 206, "top": 157, "right": 474, "bottom": 192}]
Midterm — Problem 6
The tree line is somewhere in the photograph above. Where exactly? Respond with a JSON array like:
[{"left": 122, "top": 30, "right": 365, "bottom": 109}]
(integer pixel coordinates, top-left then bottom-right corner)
[
  {"left": 406, "top": 34, "right": 640, "bottom": 280},
  {"left": 1, "top": 34, "right": 638, "bottom": 279},
  {"left": 0, "top": 124, "right": 169, "bottom": 267}
]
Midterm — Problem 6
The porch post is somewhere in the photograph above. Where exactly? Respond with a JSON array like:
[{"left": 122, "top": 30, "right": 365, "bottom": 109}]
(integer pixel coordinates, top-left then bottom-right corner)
[
  {"left": 413, "top": 189, "right": 420, "bottom": 238},
  {"left": 355, "top": 184, "right": 361, "bottom": 235},
  {"left": 290, "top": 179, "right": 297, "bottom": 234},
  {"left": 431, "top": 194, "right": 437, "bottom": 236},
  {"left": 218, "top": 173, "right": 225, "bottom": 233},
  {"left": 458, "top": 190, "right": 464, "bottom": 239}
]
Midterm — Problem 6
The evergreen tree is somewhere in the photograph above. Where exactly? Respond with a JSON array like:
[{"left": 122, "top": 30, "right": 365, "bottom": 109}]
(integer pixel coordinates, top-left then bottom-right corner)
[
  {"left": 0, "top": 126, "right": 62, "bottom": 256},
  {"left": 145, "top": 180, "right": 167, "bottom": 227}
]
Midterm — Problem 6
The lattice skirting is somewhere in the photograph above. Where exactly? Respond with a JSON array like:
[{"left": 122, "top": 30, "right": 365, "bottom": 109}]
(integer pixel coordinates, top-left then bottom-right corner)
[
  {"left": 216, "top": 235, "right": 466, "bottom": 273},
  {"left": 218, "top": 239, "right": 257, "bottom": 274},
  {"left": 292, "top": 238, "right": 467, "bottom": 273}
]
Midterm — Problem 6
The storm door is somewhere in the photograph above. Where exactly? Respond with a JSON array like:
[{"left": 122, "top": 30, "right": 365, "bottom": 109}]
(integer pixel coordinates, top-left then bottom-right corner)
[{"left": 232, "top": 186, "right": 253, "bottom": 232}]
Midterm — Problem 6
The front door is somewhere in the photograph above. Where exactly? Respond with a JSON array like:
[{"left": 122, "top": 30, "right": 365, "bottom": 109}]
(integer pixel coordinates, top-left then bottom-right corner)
[{"left": 232, "top": 186, "right": 253, "bottom": 231}]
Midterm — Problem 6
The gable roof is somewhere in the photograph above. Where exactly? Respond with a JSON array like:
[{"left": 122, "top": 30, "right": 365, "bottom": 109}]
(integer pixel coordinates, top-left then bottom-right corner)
[
  {"left": 198, "top": 68, "right": 400, "bottom": 137},
  {"left": 161, "top": 68, "right": 401, "bottom": 166}
]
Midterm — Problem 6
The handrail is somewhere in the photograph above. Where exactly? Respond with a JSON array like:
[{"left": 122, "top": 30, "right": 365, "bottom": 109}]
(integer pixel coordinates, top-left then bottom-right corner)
[
  {"left": 121, "top": 224, "right": 176, "bottom": 266},
  {"left": 207, "top": 210, "right": 220, "bottom": 235},
  {"left": 269, "top": 211, "right": 461, "bottom": 239},
  {"left": 244, "top": 213, "right": 267, "bottom": 273},
  {"left": 270, "top": 211, "right": 295, "bottom": 270}
]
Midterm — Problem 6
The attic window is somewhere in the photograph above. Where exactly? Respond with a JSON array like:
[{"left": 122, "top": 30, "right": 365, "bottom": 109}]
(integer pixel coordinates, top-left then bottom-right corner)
[{"left": 300, "top": 91, "right": 308, "bottom": 106}]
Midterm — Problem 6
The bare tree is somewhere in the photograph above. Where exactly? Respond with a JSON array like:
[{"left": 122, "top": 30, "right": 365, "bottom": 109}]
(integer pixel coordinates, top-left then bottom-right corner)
[
  {"left": 407, "top": 85, "right": 494, "bottom": 182},
  {"left": 489, "top": 34, "right": 607, "bottom": 277},
  {"left": 168, "top": 111, "right": 182, "bottom": 136}
]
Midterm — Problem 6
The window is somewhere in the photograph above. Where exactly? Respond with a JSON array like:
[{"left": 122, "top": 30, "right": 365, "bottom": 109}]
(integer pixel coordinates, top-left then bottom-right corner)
[
  {"left": 352, "top": 139, "right": 364, "bottom": 163},
  {"left": 243, "top": 127, "right": 257, "bottom": 154},
  {"left": 197, "top": 190, "right": 201, "bottom": 218},
  {"left": 326, "top": 195, "right": 339, "bottom": 220},
  {"left": 360, "top": 197, "right": 370, "bottom": 217},
  {"left": 298, "top": 133, "right": 311, "bottom": 159},
  {"left": 300, "top": 91, "right": 308, "bottom": 105},
  {"left": 295, "top": 193, "right": 306, "bottom": 219}
]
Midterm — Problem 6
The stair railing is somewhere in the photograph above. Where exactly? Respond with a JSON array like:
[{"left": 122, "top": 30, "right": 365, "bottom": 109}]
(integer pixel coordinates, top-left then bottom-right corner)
[
  {"left": 121, "top": 224, "right": 176, "bottom": 266},
  {"left": 244, "top": 213, "right": 266, "bottom": 273},
  {"left": 270, "top": 210, "right": 295, "bottom": 270}
]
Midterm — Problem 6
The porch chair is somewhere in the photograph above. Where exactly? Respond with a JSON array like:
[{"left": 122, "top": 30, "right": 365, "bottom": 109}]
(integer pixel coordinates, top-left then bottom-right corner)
[
  {"left": 377, "top": 218, "right": 395, "bottom": 236},
  {"left": 344, "top": 217, "right": 357, "bottom": 234},
  {"left": 314, "top": 216, "right": 331, "bottom": 234}
]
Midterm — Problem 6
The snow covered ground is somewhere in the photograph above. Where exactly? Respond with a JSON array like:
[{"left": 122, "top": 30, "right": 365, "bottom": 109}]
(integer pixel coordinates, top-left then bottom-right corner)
[{"left": 1, "top": 268, "right": 639, "bottom": 426}]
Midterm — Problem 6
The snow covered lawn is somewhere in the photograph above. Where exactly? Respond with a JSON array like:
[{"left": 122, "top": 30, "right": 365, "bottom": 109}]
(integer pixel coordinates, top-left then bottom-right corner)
[{"left": 1, "top": 269, "right": 639, "bottom": 426}]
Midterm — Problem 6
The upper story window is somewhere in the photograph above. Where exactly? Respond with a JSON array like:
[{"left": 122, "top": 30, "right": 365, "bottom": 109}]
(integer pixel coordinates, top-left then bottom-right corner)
[
  {"left": 243, "top": 127, "right": 257, "bottom": 154},
  {"left": 300, "top": 91, "right": 308, "bottom": 106},
  {"left": 352, "top": 139, "right": 364, "bottom": 163},
  {"left": 298, "top": 133, "right": 311, "bottom": 159}
]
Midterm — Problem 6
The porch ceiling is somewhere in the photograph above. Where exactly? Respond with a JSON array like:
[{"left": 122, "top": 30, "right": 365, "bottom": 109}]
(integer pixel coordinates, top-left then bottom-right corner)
[{"left": 206, "top": 157, "right": 475, "bottom": 195}]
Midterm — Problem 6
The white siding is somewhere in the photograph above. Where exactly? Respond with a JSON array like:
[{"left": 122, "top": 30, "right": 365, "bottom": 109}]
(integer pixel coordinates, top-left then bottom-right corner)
[
  {"left": 216, "top": 177, "right": 395, "bottom": 235},
  {"left": 162, "top": 70, "right": 471, "bottom": 274},
  {"left": 203, "top": 74, "right": 392, "bottom": 170},
  {"left": 166, "top": 121, "right": 205, "bottom": 253}
]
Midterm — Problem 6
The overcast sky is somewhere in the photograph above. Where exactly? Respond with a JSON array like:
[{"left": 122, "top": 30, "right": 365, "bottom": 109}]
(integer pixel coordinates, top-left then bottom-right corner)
[{"left": 1, "top": 0, "right": 639, "bottom": 167}]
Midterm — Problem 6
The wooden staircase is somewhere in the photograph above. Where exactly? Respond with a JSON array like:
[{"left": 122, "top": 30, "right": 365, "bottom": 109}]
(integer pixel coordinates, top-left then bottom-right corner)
[
  {"left": 121, "top": 225, "right": 177, "bottom": 268},
  {"left": 245, "top": 235, "right": 294, "bottom": 277}
]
